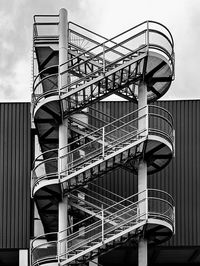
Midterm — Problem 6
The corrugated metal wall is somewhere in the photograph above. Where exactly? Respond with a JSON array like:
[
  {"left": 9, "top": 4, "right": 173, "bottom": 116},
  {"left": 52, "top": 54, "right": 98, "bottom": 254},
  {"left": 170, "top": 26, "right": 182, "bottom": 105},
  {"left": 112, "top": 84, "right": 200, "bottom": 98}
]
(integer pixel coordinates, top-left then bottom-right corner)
[
  {"left": 0, "top": 100, "right": 199, "bottom": 248},
  {"left": 90, "top": 100, "right": 200, "bottom": 246},
  {"left": 151, "top": 100, "right": 200, "bottom": 246},
  {"left": 0, "top": 103, "right": 31, "bottom": 248}
]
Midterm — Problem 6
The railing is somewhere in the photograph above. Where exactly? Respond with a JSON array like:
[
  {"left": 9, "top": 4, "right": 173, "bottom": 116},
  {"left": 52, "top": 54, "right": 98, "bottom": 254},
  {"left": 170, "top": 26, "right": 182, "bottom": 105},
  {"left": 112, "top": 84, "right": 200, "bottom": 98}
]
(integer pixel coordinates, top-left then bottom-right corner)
[
  {"left": 31, "top": 232, "right": 58, "bottom": 266},
  {"left": 69, "top": 116, "right": 131, "bottom": 144},
  {"left": 149, "top": 105, "right": 174, "bottom": 144},
  {"left": 33, "top": 18, "right": 174, "bottom": 55},
  {"left": 31, "top": 189, "right": 175, "bottom": 266},
  {"left": 70, "top": 191, "right": 136, "bottom": 223},
  {"left": 32, "top": 45, "right": 145, "bottom": 108},
  {"left": 62, "top": 20, "right": 174, "bottom": 79},
  {"left": 72, "top": 183, "right": 137, "bottom": 213},
  {"left": 32, "top": 106, "right": 146, "bottom": 191},
  {"left": 32, "top": 105, "right": 174, "bottom": 192},
  {"left": 33, "top": 15, "right": 59, "bottom": 43},
  {"left": 32, "top": 20, "right": 174, "bottom": 109},
  {"left": 32, "top": 17, "right": 175, "bottom": 266},
  {"left": 32, "top": 65, "right": 58, "bottom": 104}
]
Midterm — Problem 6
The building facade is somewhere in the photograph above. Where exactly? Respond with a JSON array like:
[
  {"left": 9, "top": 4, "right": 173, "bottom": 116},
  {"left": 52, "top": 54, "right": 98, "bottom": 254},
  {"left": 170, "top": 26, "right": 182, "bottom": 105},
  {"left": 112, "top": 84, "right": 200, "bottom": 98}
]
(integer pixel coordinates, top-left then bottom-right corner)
[{"left": 0, "top": 100, "right": 200, "bottom": 265}]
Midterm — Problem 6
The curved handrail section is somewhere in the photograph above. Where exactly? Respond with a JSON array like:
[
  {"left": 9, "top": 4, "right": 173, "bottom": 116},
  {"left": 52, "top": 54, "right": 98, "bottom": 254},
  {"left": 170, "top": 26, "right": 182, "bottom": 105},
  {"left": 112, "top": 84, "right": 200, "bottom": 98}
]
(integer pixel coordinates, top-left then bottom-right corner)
[
  {"left": 66, "top": 20, "right": 174, "bottom": 65},
  {"left": 32, "top": 105, "right": 174, "bottom": 193},
  {"left": 149, "top": 104, "right": 174, "bottom": 144},
  {"left": 31, "top": 188, "right": 175, "bottom": 266},
  {"left": 31, "top": 232, "right": 58, "bottom": 266},
  {"left": 33, "top": 19, "right": 174, "bottom": 53},
  {"left": 32, "top": 20, "right": 175, "bottom": 111}
]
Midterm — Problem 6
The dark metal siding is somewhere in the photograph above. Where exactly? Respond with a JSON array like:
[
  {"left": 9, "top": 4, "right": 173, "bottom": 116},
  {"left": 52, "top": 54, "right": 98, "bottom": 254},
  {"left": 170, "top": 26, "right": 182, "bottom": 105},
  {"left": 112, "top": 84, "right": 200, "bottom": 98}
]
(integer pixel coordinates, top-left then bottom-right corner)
[
  {"left": 151, "top": 100, "right": 200, "bottom": 246},
  {"left": 0, "top": 103, "right": 31, "bottom": 248},
  {"left": 90, "top": 100, "right": 200, "bottom": 246}
]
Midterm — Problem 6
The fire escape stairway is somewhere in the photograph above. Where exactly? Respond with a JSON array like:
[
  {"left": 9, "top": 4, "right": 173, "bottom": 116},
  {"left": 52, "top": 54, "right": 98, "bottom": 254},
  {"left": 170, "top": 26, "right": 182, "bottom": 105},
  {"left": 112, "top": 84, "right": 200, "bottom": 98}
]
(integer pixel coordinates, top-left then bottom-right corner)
[
  {"left": 59, "top": 194, "right": 142, "bottom": 265},
  {"left": 31, "top": 187, "right": 174, "bottom": 266},
  {"left": 56, "top": 188, "right": 174, "bottom": 265},
  {"left": 32, "top": 19, "right": 175, "bottom": 266},
  {"left": 33, "top": 36, "right": 146, "bottom": 161},
  {"left": 33, "top": 106, "right": 147, "bottom": 193},
  {"left": 33, "top": 21, "right": 174, "bottom": 166}
]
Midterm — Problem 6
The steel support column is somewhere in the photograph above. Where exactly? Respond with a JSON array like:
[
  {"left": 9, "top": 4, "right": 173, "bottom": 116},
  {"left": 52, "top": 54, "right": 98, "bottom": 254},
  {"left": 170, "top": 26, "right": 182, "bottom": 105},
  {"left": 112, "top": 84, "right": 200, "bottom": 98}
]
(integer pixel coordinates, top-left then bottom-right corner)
[
  {"left": 58, "top": 8, "right": 69, "bottom": 260},
  {"left": 138, "top": 81, "right": 148, "bottom": 266}
]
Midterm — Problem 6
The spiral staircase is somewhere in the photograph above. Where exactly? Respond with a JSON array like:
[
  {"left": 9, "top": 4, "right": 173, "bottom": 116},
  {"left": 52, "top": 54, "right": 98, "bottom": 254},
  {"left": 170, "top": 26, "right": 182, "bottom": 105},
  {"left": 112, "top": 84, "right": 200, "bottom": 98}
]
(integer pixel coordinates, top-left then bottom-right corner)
[{"left": 31, "top": 11, "right": 175, "bottom": 266}]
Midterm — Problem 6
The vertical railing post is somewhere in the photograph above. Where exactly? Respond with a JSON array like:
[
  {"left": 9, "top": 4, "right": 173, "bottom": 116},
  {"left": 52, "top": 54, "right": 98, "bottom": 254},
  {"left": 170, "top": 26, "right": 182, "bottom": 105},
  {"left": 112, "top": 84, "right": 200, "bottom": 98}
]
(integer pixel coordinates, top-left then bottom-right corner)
[
  {"left": 146, "top": 105, "right": 149, "bottom": 136},
  {"left": 173, "top": 129, "right": 176, "bottom": 157},
  {"left": 102, "top": 127, "right": 105, "bottom": 158},
  {"left": 30, "top": 240, "right": 33, "bottom": 266},
  {"left": 57, "top": 232, "right": 60, "bottom": 264},
  {"left": 138, "top": 81, "right": 148, "bottom": 266},
  {"left": 58, "top": 148, "right": 61, "bottom": 183},
  {"left": 173, "top": 206, "right": 176, "bottom": 234},
  {"left": 59, "top": 65, "right": 61, "bottom": 96},
  {"left": 102, "top": 204, "right": 104, "bottom": 243},
  {"left": 103, "top": 43, "right": 106, "bottom": 74},
  {"left": 146, "top": 189, "right": 148, "bottom": 221},
  {"left": 58, "top": 9, "right": 69, "bottom": 261},
  {"left": 146, "top": 21, "right": 149, "bottom": 49}
]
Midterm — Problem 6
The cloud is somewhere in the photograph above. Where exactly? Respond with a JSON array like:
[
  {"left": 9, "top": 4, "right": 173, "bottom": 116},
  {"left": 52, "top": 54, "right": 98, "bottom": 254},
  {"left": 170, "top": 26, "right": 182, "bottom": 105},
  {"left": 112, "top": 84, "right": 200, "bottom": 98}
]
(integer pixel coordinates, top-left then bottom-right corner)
[
  {"left": 0, "top": 0, "right": 93, "bottom": 101},
  {"left": 0, "top": 0, "right": 32, "bottom": 101},
  {"left": 0, "top": 0, "right": 200, "bottom": 101}
]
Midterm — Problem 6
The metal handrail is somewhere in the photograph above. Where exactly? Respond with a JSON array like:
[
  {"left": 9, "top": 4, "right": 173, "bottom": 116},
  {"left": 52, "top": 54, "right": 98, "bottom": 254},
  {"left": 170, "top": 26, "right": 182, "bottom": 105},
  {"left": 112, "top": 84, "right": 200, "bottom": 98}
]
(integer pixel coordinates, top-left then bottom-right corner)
[
  {"left": 33, "top": 19, "right": 173, "bottom": 51},
  {"left": 63, "top": 203, "right": 139, "bottom": 254},
  {"left": 60, "top": 34, "right": 146, "bottom": 79},
  {"left": 62, "top": 22, "right": 174, "bottom": 75},
  {"left": 72, "top": 189, "right": 114, "bottom": 210},
  {"left": 33, "top": 122, "right": 143, "bottom": 184},
  {"left": 65, "top": 20, "right": 174, "bottom": 69},
  {"left": 60, "top": 193, "right": 173, "bottom": 253},
  {"left": 76, "top": 187, "right": 127, "bottom": 207},
  {"left": 71, "top": 189, "right": 136, "bottom": 219},
  {"left": 70, "top": 116, "right": 133, "bottom": 143},
  {"left": 77, "top": 184, "right": 134, "bottom": 208},
  {"left": 32, "top": 127, "right": 144, "bottom": 187},
  {"left": 69, "top": 193, "right": 135, "bottom": 226},
  {"left": 34, "top": 104, "right": 172, "bottom": 169},
  {"left": 148, "top": 188, "right": 174, "bottom": 203},
  {"left": 149, "top": 105, "right": 174, "bottom": 125},
  {"left": 32, "top": 105, "right": 174, "bottom": 189},
  {"left": 32, "top": 46, "right": 142, "bottom": 109},
  {"left": 68, "top": 21, "right": 136, "bottom": 54},
  {"left": 34, "top": 105, "right": 144, "bottom": 165},
  {"left": 32, "top": 20, "right": 174, "bottom": 109},
  {"left": 89, "top": 183, "right": 132, "bottom": 202},
  {"left": 31, "top": 189, "right": 174, "bottom": 246},
  {"left": 60, "top": 189, "right": 145, "bottom": 235},
  {"left": 70, "top": 109, "right": 137, "bottom": 136},
  {"left": 33, "top": 65, "right": 58, "bottom": 89},
  {"left": 59, "top": 46, "right": 145, "bottom": 96},
  {"left": 31, "top": 189, "right": 175, "bottom": 265}
]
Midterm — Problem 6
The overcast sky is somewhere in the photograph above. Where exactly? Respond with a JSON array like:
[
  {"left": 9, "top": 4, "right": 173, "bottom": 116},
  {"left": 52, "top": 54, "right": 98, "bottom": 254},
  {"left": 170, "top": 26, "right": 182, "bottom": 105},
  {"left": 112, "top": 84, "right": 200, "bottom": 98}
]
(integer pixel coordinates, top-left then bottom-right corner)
[{"left": 0, "top": 0, "right": 199, "bottom": 102}]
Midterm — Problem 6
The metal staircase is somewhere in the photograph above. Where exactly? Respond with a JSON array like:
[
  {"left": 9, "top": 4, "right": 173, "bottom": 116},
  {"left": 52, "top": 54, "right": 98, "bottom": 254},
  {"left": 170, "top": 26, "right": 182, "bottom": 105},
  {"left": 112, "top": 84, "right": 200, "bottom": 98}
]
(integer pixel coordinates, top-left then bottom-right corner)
[{"left": 31, "top": 10, "right": 175, "bottom": 266}]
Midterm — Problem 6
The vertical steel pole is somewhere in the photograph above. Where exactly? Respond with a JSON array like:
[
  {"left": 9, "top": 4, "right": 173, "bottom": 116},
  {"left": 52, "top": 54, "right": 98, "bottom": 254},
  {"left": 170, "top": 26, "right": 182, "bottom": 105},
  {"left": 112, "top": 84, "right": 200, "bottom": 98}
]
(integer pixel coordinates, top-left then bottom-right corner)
[
  {"left": 146, "top": 21, "right": 149, "bottom": 49},
  {"left": 102, "top": 204, "right": 104, "bottom": 243},
  {"left": 103, "top": 43, "right": 106, "bottom": 74},
  {"left": 138, "top": 81, "right": 148, "bottom": 266},
  {"left": 102, "top": 127, "right": 105, "bottom": 158},
  {"left": 58, "top": 8, "right": 69, "bottom": 261}
]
